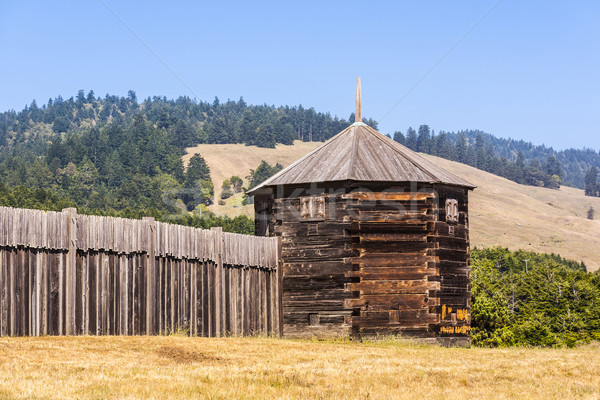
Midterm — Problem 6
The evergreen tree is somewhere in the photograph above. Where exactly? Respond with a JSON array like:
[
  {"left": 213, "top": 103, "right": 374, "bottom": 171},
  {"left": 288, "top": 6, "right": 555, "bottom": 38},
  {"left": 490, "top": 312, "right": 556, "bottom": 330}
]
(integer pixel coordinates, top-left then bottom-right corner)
[
  {"left": 585, "top": 166, "right": 598, "bottom": 196},
  {"left": 475, "top": 133, "right": 487, "bottom": 170},
  {"left": 405, "top": 127, "right": 417, "bottom": 151},
  {"left": 416, "top": 125, "right": 431, "bottom": 153},
  {"left": 516, "top": 151, "right": 525, "bottom": 169},
  {"left": 455, "top": 133, "right": 467, "bottom": 163},
  {"left": 545, "top": 155, "right": 562, "bottom": 178},
  {"left": 185, "top": 154, "right": 211, "bottom": 187},
  {"left": 392, "top": 131, "right": 405, "bottom": 145},
  {"left": 247, "top": 161, "right": 283, "bottom": 189}
]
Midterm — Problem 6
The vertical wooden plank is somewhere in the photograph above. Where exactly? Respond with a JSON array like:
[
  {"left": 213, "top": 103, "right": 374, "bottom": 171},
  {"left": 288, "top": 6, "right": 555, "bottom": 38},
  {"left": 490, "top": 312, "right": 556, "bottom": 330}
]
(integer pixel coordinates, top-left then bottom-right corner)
[
  {"left": 101, "top": 252, "right": 109, "bottom": 335},
  {"left": 40, "top": 250, "right": 47, "bottom": 336},
  {"left": 236, "top": 267, "right": 242, "bottom": 336},
  {"left": 18, "top": 249, "right": 27, "bottom": 336},
  {"left": 224, "top": 267, "right": 230, "bottom": 335},
  {"left": 243, "top": 266, "right": 249, "bottom": 336},
  {"left": 158, "top": 257, "right": 164, "bottom": 335},
  {"left": 63, "top": 208, "right": 77, "bottom": 335},
  {"left": 49, "top": 251, "right": 60, "bottom": 336},
  {"left": 189, "top": 261, "right": 195, "bottom": 336},
  {"left": 210, "top": 227, "right": 223, "bottom": 337},
  {"left": 119, "top": 254, "right": 128, "bottom": 335},
  {"left": 204, "top": 261, "right": 211, "bottom": 337},
  {"left": 0, "top": 249, "right": 6, "bottom": 336},
  {"left": 184, "top": 259, "right": 190, "bottom": 333},
  {"left": 201, "top": 260, "right": 208, "bottom": 337},
  {"left": 143, "top": 217, "right": 156, "bottom": 335},
  {"left": 266, "top": 269, "right": 272, "bottom": 335},
  {"left": 109, "top": 254, "right": 116, "bottom": 335},
  {"left": 276, "top": 236, "right": 283, "bottom": 336},
  {"left": 129, "top": 254, "right": 136, "bottom": 335},
  {"left": 88, "top": 252, "right": 97, "bottom": 335},
  {"left": 29, "top": 249, "right": 35, "bottom": 336},
  {"left": 166, "top": 258, "right": 172, "bottom": 334},
  {"left": 75, "top": 252, "right": 83, "bottom": 334},
  {"left": 138, "top": 253, "right": 146, "bottom": 335}
]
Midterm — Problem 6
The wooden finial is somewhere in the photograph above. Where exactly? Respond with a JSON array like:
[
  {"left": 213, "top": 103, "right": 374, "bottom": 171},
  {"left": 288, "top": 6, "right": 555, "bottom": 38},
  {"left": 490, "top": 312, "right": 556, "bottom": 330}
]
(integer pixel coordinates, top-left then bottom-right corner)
[{"left": 355, "top": 77, "right": 362, "bottom": 123}]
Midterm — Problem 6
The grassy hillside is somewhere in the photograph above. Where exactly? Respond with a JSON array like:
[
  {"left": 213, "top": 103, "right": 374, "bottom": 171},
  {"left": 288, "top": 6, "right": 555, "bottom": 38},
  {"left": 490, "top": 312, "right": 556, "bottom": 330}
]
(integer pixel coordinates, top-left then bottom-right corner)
[
  {"left": 1, "top": 336, "right": 598, "bottom": 399},
  {"left": 185, "top": 141, "right": 600, "bottom": 271}
]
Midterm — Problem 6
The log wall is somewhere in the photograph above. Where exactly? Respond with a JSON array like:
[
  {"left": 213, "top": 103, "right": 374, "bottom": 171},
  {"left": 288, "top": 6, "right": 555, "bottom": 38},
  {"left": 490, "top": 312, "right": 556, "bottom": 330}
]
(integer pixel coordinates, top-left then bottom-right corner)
[
  {"left": 0, "top": 207, "right": 281, "bottom": 337},
  {"left": 347, "top": 188, "right": 440, "bottom": 339},
  {"left": 257, "top": 182, "right": 471, "bottom": 344},
  {"left": 272, "top": 192, "right": 354, "bottom": 338},
  {"left": 434, "top": 185, "right": 471, "bottom": 345}
]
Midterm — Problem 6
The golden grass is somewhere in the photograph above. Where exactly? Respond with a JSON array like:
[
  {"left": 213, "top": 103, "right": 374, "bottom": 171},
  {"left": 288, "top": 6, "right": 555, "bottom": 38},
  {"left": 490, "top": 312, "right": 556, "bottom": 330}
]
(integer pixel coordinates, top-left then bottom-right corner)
[
  {"left": 184, "top": 142, "right": 600, "bottom": 271},
  {"left": 0, "top": 336, "right": 598, "bottom": 399}
]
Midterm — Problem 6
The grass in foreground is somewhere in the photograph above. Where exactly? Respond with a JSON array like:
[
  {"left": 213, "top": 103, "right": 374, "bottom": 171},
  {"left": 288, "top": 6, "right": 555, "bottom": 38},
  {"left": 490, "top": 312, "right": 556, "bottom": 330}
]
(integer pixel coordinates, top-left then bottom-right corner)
[{"left": 0, "top": 336, "right": 599, "bottom": 399}]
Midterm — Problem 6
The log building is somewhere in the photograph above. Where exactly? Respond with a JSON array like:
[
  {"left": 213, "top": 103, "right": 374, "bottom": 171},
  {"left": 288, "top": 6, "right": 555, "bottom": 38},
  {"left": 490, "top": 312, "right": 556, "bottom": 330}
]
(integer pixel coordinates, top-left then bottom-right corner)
[{"left": 249, "top": 78, "right": 475, "bottom": 345}]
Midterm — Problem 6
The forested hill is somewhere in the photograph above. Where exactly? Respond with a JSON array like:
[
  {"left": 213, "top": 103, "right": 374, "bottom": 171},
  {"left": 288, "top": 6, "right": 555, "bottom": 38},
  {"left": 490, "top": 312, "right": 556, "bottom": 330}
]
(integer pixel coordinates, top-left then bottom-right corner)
[
  {"left": 0, "top": 91, "right": 598, "bottom": 198},
  {"left": 425, "top": 129, "right": 599, "bottom": 189},
  {"left": 0, "top": 91, "right": 379, "bottom": 227},
  {"left": 0, "top": 91, "right": 378, "bottom": 151}
]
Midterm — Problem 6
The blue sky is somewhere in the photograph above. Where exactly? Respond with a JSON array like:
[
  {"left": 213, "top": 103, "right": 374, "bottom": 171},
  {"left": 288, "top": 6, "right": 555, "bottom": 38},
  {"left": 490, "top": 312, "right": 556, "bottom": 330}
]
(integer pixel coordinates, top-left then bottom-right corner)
[{"left": 1, "top": 1, "right": 598, "bottom": 150}]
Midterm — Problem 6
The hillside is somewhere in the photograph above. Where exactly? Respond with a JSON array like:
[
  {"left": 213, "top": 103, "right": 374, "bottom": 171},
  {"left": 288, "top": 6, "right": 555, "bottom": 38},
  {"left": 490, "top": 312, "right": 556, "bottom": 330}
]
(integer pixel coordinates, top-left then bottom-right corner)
[{"left": 186, "top": 141, "right": 600, "bottom": 271}]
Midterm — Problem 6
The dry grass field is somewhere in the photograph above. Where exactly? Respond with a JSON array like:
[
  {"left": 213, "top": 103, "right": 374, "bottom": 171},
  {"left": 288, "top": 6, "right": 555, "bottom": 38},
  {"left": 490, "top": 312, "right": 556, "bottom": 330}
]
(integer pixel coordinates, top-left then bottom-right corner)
[
  {"left": 185, "top": 141, "right": 600, "bottom": 271},
  {"left": 0, "top": 336, "right": 598, "bottom": 399}
]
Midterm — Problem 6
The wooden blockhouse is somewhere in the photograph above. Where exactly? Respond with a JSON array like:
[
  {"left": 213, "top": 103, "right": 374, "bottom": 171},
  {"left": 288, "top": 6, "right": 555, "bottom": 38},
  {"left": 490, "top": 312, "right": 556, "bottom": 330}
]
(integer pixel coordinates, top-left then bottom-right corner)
[{"left": 249, "top": 78, "right": 475, "bottom": 345}]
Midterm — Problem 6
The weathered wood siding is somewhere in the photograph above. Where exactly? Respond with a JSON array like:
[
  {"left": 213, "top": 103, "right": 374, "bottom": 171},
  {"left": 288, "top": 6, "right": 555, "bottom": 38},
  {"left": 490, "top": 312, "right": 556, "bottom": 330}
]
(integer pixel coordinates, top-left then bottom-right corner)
[
  {"left": 347, "top": 188, "right": 440, "bottom": 339},
  {"left": 257, "top": 182, "right": 471, "bottom": 343},
  {"left": 257, "top": 187, "right": 354, "bottom": 338},
  {"left": 433, "top": 185, "right": 471, "bottom": 345},
  {"left": 0, "top": 207, "right": 281, "bottom": 337}
]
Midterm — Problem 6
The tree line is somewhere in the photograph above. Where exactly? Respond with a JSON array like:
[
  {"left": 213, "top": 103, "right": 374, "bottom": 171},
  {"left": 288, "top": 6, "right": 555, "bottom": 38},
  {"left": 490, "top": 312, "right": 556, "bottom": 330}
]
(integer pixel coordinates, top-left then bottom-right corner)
[
  {"left": 393, "top": 126, "right": 564, "bottom": 189},
  {"left": 0, "top": 90, "right": 598, "bottom": 224}
]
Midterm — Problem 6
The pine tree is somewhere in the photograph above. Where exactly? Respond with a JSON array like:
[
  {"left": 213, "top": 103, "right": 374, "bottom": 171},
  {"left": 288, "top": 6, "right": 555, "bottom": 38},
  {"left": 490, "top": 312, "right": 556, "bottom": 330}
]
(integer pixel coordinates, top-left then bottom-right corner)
[
  {"left": 417, "top": 125, "right": 431, "bottom": 153},
  {"left": 475, "top": 133, "right": 487, "bottom": 170},
  {"left": 584, "top": 166, "right": 598, "bottom": 196},
  {"left": 405, "top": 127, "right": 417, "bottom": 151},
  {"left": 455, "top": 133, "right": 467, "bottom": 163},
  {"left": 392, "top": 131, "right": 405, "bottom": 145},
  {"left": 185, "top": 154, "right": 211, "bottom": 187},
  {"left": 545, "top": 155, "right": 562, "bottom": 178}
]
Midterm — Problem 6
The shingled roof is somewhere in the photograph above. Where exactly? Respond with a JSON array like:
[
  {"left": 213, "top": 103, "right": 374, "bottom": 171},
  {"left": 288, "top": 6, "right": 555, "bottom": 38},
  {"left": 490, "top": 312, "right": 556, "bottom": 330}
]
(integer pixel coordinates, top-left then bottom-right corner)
[{"left": 247, "top": 79, "right": 475, "bottom": 195}]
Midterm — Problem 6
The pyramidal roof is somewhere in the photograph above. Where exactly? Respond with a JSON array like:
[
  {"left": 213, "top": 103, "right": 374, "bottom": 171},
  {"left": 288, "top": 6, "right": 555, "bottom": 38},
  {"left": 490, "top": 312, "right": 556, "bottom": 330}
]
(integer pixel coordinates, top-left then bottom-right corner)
[{"left": 247, "top": 79, "right": 475, "bottom": 195}]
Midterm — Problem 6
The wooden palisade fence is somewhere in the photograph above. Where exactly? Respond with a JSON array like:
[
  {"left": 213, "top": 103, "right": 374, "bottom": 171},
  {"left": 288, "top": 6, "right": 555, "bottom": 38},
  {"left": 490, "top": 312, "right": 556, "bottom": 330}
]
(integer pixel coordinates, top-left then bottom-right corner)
[{"left": 0, "top": 207, "right": 282, "bottom": 337}]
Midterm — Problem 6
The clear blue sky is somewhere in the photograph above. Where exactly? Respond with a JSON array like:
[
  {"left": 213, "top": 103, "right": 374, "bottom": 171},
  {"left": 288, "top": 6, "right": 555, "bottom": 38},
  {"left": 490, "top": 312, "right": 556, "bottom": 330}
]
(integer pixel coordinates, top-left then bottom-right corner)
[{"left": 1, "top": 1, "right": 598, "bottom": 150}]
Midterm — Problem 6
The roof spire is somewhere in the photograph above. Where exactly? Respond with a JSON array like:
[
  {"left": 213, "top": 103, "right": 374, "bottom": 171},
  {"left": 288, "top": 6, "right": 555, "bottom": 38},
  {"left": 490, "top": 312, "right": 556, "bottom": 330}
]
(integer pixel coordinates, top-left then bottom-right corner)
[{"left": 355, "top": 77, "right": 362, "bottom": 123}]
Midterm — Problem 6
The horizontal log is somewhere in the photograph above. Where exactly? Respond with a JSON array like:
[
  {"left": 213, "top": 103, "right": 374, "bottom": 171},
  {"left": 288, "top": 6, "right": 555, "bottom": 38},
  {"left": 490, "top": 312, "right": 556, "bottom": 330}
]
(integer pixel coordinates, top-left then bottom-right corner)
[
  {"left": 282, "top": 261, "right": 350, "bottom": 276},
  {"left": 351, "top": 253, "right": 434, "bottom": 267},
  {"left": 354, "top": 241, "right": 432, "bottom": 253},
  {"left": 353, "top": 280, "right": 438, "bottom": 295},
  {"left": 357, "top": 233, "right": 427, "bottom": 243},
  {"left": 350, "top": 267, "right": 435, "bottom": 280},
  {"left": 343, "top": 192, "right": 434, "bottom": 201},
  {"left": 351, "top": 294, "right": 434, "bottom": 309}
]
